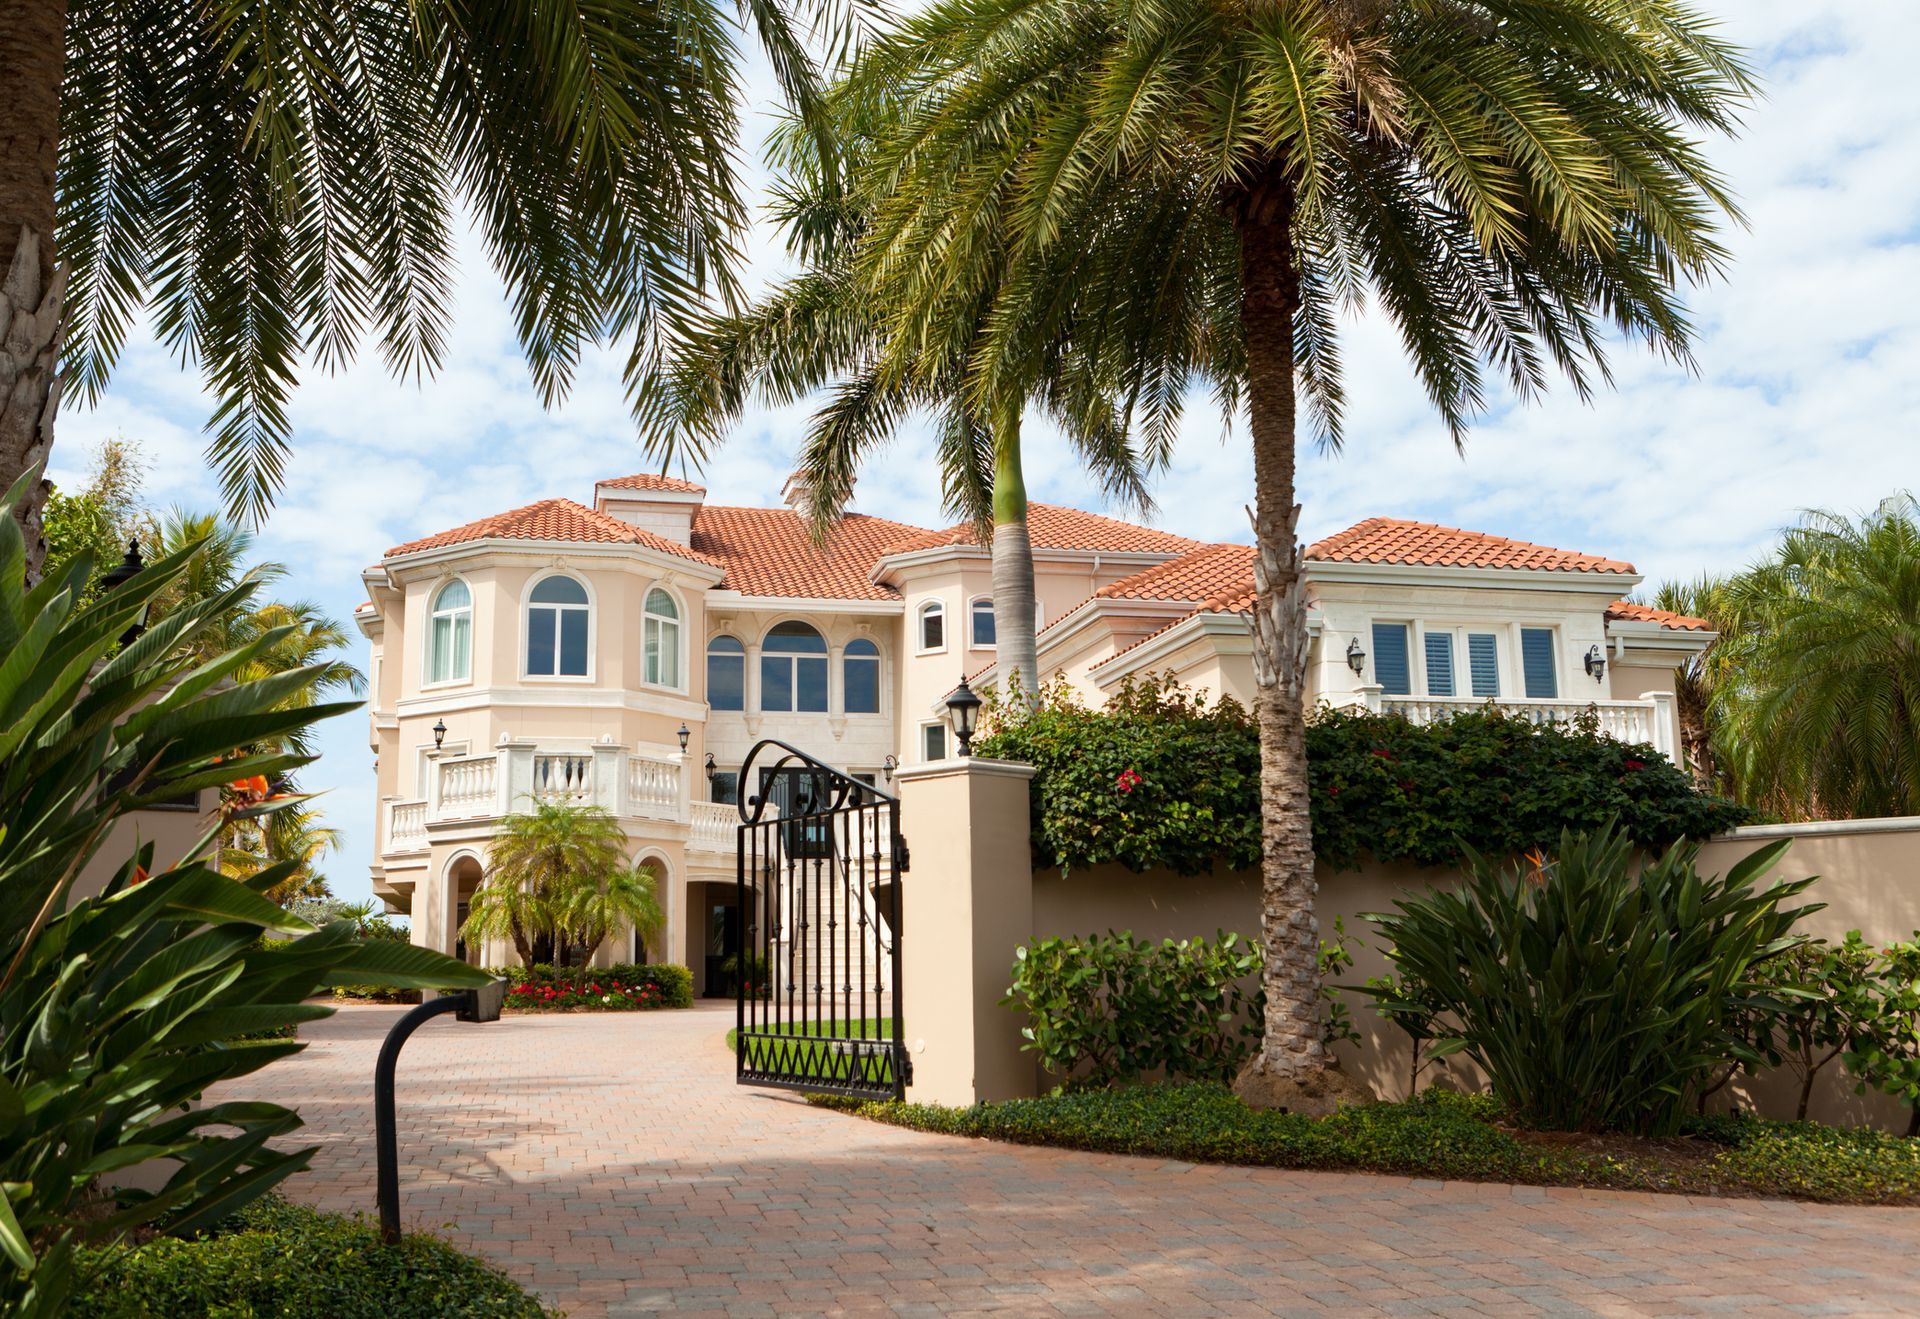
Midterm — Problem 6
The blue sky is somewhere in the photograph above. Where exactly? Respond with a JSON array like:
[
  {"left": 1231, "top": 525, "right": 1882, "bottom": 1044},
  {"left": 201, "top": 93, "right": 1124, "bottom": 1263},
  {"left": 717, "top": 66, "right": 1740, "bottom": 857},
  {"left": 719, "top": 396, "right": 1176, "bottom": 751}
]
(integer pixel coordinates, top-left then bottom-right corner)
[{"left": 57, "top": 0, "right": 1919, "bottom": 913}]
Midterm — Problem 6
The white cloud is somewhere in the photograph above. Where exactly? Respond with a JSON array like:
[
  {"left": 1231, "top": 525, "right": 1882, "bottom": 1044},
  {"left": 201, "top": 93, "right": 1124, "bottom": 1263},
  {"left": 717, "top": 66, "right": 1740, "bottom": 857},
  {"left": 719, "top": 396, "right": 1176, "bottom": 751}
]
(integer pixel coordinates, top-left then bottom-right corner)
[{"left": 61, "top": 2, "right": 1920, "bottom": 908}]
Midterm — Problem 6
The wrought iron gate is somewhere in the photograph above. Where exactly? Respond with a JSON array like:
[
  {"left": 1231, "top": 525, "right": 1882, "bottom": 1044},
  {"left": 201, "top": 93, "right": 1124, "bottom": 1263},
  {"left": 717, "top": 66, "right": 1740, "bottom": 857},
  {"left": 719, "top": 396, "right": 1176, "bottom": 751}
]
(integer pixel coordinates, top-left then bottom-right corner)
[{"left": 734, "top": 740, "right": 908, "bottom": 1101}]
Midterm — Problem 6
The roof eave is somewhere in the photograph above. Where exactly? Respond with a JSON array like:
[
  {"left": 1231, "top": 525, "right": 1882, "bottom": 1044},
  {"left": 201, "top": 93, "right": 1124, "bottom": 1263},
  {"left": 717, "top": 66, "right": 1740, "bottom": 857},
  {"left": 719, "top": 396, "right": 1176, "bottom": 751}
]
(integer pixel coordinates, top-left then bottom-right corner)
[{"left": 1306, "top": 560, "right": 1643, "bottom": 594}]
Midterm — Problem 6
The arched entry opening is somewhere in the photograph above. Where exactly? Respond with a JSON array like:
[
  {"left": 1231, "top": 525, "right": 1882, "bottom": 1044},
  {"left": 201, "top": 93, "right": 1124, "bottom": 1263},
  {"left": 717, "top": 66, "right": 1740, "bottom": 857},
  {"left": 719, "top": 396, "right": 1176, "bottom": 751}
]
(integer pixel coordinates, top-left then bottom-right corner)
[{"left": 448, "top": 854, "right": 484, "bottom": 965}]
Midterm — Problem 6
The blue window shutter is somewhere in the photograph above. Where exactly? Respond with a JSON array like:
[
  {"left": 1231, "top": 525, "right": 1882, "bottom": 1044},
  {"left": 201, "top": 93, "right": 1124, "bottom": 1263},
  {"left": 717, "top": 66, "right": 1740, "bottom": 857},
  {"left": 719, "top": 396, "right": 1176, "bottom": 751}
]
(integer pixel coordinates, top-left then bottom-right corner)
[
  {"left": 1371, "top": 623, "right": 1411, "bottom": 695},
  {"left": 1468, "top": 633, "right": 1500, "bottom": 697},
  {"left": 1521, "top": 628, "right": 1558, "bottom": 699},
  {"left": 1424, "top": 632, "right": 1455, "bottom": 696}
]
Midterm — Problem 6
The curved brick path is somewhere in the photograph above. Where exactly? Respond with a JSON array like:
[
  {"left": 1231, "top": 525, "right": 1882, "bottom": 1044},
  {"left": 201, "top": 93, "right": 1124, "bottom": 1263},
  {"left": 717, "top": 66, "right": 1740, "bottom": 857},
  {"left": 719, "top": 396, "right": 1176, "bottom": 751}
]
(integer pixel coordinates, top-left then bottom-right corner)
[{"left": 221, "top": 1003, "right": 1920, "bottom": 1317}]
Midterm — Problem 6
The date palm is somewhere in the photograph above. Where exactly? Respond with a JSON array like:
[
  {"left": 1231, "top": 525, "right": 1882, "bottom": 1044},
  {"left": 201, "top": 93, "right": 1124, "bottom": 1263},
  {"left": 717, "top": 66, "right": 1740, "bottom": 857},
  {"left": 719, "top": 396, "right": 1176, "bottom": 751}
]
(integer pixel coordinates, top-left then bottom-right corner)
[
  {"left": 849, "top": 0, "right": 1751, "bottom": 1106},
  {"left": 641, "top": 117, "right": 1154, "bottom": 703},
  {"left": 0, "top": 0, "right": 846, "bottom": 575},
  {"left": 462, "top": 799, "right": 646, "bottom": 968}
]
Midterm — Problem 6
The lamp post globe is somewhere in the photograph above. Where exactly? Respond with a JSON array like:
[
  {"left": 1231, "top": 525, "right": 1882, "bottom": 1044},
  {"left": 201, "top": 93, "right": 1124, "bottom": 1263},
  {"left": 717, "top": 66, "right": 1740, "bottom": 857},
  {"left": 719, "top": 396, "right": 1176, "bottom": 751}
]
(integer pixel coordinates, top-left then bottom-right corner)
[{"left": 944, "top": 679, "right": 983, "bottom": 757}]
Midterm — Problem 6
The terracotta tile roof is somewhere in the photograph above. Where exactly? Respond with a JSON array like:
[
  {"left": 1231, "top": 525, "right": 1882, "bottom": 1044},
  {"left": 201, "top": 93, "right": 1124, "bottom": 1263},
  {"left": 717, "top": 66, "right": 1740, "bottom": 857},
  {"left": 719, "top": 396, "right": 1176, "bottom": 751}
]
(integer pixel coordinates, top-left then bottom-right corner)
[
  {"left": 692, "top": 506, "right": 930, "bottom": 600},
  {"left": 385, "top": 498, "right": 720, "bottom": 565},
  {"left": 1307, "top": 518, "right": 1636, "bottom": 575},
  {"left": 597, "top": 472, "right": 707, "bottom": 494},
  {"left": 879, "top": 503, "right": 1199, "bottom": 558},
  {"left": 1605, "top": 600, "right": 1713, "bottom": 632},
  {"left": 1091, "top": 542, "right": 1255, "bottom": 605}
]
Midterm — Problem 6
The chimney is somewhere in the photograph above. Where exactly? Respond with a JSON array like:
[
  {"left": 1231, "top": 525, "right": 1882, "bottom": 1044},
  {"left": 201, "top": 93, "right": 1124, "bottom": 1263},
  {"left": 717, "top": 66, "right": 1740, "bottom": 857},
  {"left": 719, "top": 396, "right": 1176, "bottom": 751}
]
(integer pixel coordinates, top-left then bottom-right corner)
[{"left": 782, "top": 470, "right": 854, "bottom": 518}]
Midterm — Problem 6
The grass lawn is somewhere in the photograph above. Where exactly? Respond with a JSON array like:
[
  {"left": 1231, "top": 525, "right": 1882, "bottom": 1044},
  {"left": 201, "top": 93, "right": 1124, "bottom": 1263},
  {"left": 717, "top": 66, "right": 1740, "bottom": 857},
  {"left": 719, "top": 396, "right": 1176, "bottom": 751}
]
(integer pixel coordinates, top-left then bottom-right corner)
[{"left": 816, "top": 1083, "right": 1920, "bottom": 1206}]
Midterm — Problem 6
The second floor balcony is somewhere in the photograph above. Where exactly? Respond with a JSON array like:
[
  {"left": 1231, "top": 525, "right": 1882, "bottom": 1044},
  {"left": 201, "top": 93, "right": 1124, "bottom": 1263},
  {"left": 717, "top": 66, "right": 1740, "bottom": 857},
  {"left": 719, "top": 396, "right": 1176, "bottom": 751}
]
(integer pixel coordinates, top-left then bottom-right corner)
[{"left": 383, "top": 741, "right": 687, "bottom": 855}]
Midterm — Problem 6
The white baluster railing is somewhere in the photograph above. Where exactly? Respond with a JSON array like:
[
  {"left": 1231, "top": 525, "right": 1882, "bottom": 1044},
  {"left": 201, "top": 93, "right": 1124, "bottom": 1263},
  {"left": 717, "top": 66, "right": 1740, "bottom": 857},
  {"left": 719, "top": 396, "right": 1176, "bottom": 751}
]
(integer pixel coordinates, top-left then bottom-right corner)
[
  {"left": 533, "top": 753, "right": 594, "bottom": 806},
  {"left": 436, "top": 754, "right": 498, "bottom": 818},
  {"left": 387, "top": 799, "right": 428, "bottom": 852},
  {"left": 627, "top": 754, "right": 681, "bottom": 817},
  {"left": 1378, "top": 696, "right": 1660, "bottom": 747},
  {"left": 690, "top": 800, "right": 736, "bottom": 852}
]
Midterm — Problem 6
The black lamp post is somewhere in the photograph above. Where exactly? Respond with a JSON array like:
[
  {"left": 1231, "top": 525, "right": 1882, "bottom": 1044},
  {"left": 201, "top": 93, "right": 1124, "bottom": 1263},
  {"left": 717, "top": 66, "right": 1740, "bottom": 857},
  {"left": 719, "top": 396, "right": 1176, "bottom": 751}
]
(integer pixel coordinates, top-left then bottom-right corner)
[
  {"left": 677, "top": 723, "right": 691, "bottom": 754},
  {"left": 944, "top": 679, "right": 982, "bottom": 757},
  {"left": 431, "top": 718, "right": 447, "bottom": 750},
  {"left": 374, "top": 979, "right": 506, "bottom": 1243},
  {"left": 99, "top": 539, "right": 150, "bottom": 646}
]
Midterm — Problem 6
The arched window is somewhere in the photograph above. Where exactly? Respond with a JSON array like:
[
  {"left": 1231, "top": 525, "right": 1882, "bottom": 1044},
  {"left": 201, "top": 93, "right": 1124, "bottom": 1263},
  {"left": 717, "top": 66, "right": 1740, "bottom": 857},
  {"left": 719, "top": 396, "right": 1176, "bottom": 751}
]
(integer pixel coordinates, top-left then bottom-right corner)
[
  {"left": 643, "top": 588, "right": 681, "bottom": 687},
  {"left": 970, "top": 595, "right": 996, "bottom": 648},
  {"left": 917, "top": 600, "right": 946, "bottom": 653},
  {"left": 761, "top": 621, "right": 828, "bottom": 713},
  {"left": 526, "top": 575, "right": 590, "bottom": 676},
  {"left": 844, "top": 638, "right": 880, "bottom": 714},
  {"left": 707, "top": 635, "right": 745, "bottom": 711},
  {"left": 428, "top": 579, "right": 472, "bottom": 683}
]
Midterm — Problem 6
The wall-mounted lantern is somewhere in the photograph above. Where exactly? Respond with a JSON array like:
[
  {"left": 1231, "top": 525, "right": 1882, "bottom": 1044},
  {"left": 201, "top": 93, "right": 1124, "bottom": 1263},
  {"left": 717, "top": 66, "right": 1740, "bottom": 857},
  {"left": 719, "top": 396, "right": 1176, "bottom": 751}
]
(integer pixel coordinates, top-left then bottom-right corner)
[
  {"left": 703, "top": 751, "right": 717, "bottom": 782},
  {"left": 431, "top": 718, "right": 447, "bottom": 750},
  {"left": 676, "top": 723, "right": 691, "bottom": 754},
  {"left": 882, "top": 754, "right": 898, "bottom": 785},
  {"left": 1584, "top": 645, "right": 1607, "bottom": 684},
  {"left": 1346, "top": 636, "right": 1367, "bottom": 676},
  {"left": 944, "top": 679, "right": 982, "bottom": 756}
]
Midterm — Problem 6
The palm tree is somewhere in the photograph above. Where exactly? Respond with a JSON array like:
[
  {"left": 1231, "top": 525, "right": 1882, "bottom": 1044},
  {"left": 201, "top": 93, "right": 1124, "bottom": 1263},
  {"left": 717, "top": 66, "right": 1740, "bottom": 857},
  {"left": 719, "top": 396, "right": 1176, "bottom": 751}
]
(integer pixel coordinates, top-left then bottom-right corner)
[
  {"left": 217, "top": 798, "right": 343, "bottom": 906},
  {"left": 462, "top": 800, "right": 630, "bottom": 967},
  {"left": 1651, "top": 575, "right": 1743, "bottom": 791},
  {"left": 1, "top": 0, "right": 848, "bottom": 575},
  {"left": 1707, "top": 496, "right": 1920, "bottom": 820},
  {"left": 845, "top": 0, "right": 1751, "bottom": 1108},
  {"left": 641, "top": 117, "right": 1155, "bottom": 703},
  {"left": 563, "top": 858, "right": 667, "bottom": 965}
]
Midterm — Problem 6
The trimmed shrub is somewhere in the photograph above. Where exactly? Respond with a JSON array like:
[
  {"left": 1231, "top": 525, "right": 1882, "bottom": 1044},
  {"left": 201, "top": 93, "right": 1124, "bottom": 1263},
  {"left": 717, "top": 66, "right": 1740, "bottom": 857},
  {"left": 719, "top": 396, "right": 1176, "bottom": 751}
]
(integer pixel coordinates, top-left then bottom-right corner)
[
  {"left": 486, "top": 961, "right": 694, "bottom": 1010},
  {"left": 73, "top": 1196, "right": 552, "bottom": 1317},
  {"left": 1005, "top": 932, "right": 1263, "bottom": 1088},
  {"left": 975, "top": 676, "right": 1753, "bottom": 876},
  {"left": 1364, "top": 824, "right": 1820, "bottom": 1136}
]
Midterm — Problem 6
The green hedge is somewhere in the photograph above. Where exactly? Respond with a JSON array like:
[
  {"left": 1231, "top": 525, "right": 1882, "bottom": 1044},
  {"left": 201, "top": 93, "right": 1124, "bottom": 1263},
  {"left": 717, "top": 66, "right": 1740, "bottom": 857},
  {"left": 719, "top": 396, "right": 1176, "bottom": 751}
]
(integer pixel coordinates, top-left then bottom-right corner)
[
  {"left": 74, "top": 1197, "right": 553, "bottom": 1317},
  {"left": 975, "top": 676, "right": 1754, "bottom": 875},
  {"left": 485, "top": 962, "right": 694, "bottom": 1010},
  {"left": 827, "top": 1083, "right": 1920, "bottom": 1205}
]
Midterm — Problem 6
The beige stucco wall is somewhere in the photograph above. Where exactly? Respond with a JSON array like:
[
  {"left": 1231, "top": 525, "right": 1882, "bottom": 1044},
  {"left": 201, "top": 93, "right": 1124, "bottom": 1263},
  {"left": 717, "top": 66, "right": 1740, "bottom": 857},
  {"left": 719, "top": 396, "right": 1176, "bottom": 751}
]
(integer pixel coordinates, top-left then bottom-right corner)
[
  {"left": 68, "top": 800, "right": 212, "bottom": 905},
  {"left": 1024, "top": 818, "right": 1920, "bottom": 1127}
]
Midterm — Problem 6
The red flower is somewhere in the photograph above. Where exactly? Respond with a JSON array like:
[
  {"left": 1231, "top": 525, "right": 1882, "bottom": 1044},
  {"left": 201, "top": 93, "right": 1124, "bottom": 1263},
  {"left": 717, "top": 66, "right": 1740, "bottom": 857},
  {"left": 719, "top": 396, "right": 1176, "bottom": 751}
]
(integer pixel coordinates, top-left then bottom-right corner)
[
  {"left": 1623, "top": 758, "right": 1646, "bottom": 771},
  {"left": 1371, "top": 748, "right": 1394, "bottom": 760},
  {"left": 1328, "top": 786, "right": 1341, "bottom": 798},
  {"left": 1115, "top": 768, "right": 1143, "bottom": 794}
]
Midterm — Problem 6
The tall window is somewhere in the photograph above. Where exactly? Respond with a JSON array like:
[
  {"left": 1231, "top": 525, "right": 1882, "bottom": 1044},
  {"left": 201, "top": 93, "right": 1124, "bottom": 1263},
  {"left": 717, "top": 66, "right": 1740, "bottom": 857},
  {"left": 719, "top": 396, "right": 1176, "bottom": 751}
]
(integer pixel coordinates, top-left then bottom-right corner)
[
  {"left": 970, "top": 596, "right": 996, "bottom": 647},
  {"left": 922, "top": 722, "right": 948, "bottom": 761},
  {"left": 1467, "top": 633, "right": 1501, "bottom": 697},
  {"left": 761, "top": 621, "right": 828, "bottom": 712},
  {"left": 526, "top": 575, "right": 589, "bottom": 676},
  {"left": 917, "top": 600, "right": 945, "bottom": 652},
  {"left": 1371, "top": 622, "right": 1412, "bottom": 695},
  {"left": 643, "top": 588, "right": 680, "bottom": 687},
  {"left": 428, "top": 580, "right": 471, "bottom": 683},
  {"left": 707, "top": 635, "right": 745, "bottom": 711},
  {"left": 1520, "top": 627, "right": 1558, "bottom": 699},
  {"left": 844, "top": 638, "right": 880, "bottom": 714}
]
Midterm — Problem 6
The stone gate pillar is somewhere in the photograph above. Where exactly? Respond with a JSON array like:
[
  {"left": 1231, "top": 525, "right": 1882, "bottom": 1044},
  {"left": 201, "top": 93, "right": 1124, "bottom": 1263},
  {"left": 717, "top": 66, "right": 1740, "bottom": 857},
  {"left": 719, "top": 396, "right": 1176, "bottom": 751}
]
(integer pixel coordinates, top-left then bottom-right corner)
[{"left": 892, "top": 756, "right": 1038, "bottom": 1106}]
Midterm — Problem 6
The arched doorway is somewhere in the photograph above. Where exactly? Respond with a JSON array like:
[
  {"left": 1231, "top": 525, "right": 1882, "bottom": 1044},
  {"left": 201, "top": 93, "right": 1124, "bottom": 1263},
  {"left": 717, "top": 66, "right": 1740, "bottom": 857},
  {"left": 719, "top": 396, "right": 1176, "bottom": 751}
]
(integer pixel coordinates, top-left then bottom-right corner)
[{"left": 448, "top": 853, "right": 484, "bottom": 965}]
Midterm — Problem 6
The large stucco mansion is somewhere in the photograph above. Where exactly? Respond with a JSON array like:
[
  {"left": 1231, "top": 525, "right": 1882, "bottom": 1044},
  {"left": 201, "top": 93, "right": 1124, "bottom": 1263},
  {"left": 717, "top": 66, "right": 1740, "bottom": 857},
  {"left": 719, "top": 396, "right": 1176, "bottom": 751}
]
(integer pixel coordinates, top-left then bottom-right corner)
[{"left": 358, "top": 471, "right": 1712, "bottom": 989}]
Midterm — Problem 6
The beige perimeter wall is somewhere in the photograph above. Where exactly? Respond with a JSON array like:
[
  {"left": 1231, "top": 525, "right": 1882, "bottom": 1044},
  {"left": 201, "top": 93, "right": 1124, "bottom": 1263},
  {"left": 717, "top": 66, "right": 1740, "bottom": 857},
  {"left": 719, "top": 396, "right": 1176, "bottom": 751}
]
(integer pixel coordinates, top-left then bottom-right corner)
[{"left": 1030, "top": 817, "right": 1920, "bottom": 1129}]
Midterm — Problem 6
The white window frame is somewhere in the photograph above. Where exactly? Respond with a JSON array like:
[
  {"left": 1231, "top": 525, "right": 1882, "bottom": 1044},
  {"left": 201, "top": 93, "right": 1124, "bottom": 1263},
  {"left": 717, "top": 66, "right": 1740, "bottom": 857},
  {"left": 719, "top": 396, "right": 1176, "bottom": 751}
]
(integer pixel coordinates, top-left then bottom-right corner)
[
  {"left": 968, "top": 595, "right": 996, "bottom": 650},
  {"left": 759, "top": 619, "right": 830, "bottom": 714},
  {"left": 842, "top": 637, "right": 882, "bottom": 716},
  {"left": 641, "top": 585, "right": 685, "bottom": 691},
  {"left": 920, "top": 720, "right": 949, "bottom": 763},
  {"left": 424, "top": 577, "right": 474, "bottom": 688},
  {"left": 522, "top": 572, "right": 595, "bottom": 682},
  {"left": 916, "top": 600, "right": 947, "bottom": 655}
]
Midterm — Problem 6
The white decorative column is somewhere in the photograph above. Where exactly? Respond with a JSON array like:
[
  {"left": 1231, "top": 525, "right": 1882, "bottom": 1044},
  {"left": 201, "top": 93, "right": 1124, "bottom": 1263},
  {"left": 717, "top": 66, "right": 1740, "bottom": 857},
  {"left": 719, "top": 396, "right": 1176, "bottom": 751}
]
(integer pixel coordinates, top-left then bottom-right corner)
[
  {"left": 500, "top": 739, "right": 536, "bottom": 815},
  {"left": 592, "top": 742, "right": 629, "bottom": 817},
  {"left": 1643, "top": 690, "right": 1679, "bottom": 761}
]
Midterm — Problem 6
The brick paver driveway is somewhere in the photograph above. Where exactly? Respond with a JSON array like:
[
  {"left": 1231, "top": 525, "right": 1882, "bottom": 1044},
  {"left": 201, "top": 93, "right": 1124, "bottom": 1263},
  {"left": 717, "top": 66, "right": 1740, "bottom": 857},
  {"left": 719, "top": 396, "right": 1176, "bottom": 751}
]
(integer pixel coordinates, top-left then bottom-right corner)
[{"left": 225, "top": 1003, "right": 1920, "bottom": 1317}]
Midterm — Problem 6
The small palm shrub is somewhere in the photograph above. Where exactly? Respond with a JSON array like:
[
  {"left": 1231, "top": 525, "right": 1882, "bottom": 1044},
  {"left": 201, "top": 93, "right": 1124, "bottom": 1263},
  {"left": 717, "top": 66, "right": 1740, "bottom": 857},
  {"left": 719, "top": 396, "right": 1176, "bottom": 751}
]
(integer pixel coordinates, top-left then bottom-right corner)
[{"left": 1365, "top": 824, "right": 1819, "bottom": 1136}]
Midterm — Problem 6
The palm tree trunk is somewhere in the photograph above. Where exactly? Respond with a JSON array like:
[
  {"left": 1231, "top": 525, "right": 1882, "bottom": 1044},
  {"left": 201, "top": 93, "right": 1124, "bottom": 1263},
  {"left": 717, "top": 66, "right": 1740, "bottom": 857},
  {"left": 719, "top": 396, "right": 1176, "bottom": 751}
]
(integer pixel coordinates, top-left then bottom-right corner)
[
  {"left": 1229, "top": 180, "right": 1366, "bottom": 1115},
  {"left": 990, "top": 414, "right": 1039, "bottom": 709},
  {"left": 0, "top": 0, "right": 67, "bottom": 581}
]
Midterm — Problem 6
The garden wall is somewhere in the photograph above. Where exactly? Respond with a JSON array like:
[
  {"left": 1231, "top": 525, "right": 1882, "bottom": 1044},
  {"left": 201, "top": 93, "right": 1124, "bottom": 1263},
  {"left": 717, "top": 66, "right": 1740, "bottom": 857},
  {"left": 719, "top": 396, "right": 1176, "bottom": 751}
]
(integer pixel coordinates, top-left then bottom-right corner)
[{"left": 1030, "top": 815, "right": 1920, "bottom": 1127}]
